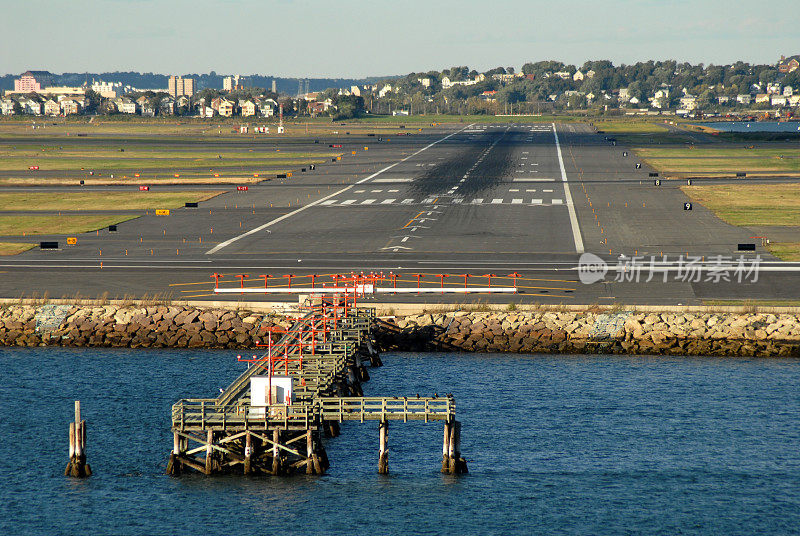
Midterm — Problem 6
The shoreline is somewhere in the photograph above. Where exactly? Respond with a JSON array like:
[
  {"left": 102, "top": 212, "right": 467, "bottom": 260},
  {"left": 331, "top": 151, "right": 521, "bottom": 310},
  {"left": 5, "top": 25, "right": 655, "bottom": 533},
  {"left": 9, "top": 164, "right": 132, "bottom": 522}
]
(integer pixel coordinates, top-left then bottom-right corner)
[{"left": 1, "top": 301, "right": 798, "bottom": 357}]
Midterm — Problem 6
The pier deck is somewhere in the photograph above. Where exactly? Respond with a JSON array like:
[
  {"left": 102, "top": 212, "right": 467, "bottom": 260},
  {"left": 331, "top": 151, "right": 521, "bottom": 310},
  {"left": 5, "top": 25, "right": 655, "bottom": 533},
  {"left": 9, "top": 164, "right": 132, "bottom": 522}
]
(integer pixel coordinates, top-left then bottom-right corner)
[{"left": 167, "top": 291, "right": 467, "bottom": 476}]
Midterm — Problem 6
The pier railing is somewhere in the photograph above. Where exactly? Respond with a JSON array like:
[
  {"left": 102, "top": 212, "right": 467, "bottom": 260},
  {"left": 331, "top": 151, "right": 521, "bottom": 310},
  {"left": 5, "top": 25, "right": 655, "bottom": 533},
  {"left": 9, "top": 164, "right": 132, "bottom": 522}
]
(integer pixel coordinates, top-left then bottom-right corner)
[
  {"left": 319, "top": 396, "right": 454, "bottom": 423},
  {"left": 172, "top": 396, "right": 454, "bottom": 431}
]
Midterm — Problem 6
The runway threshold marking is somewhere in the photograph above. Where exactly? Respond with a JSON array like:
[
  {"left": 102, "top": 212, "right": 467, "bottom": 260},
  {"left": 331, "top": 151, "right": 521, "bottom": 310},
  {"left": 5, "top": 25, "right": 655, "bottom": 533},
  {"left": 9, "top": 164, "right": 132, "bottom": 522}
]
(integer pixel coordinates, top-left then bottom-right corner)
[
  {"left": 205, "top": 125, "right": 473, "bottom": 255},
  {"left": 552, "top": 123, "right": 585, "bottom": 254}
]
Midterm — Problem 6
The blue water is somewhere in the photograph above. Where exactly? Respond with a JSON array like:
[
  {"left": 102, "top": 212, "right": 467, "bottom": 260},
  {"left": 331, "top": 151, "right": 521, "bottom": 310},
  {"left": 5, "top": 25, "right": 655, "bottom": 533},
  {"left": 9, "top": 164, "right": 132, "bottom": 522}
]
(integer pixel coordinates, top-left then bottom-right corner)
[
  {"left": 2, "top": 349, "right": 800, "bottom": 535},
  {"left": 699, "top": 121, "right": 800, "bottom": 132}
]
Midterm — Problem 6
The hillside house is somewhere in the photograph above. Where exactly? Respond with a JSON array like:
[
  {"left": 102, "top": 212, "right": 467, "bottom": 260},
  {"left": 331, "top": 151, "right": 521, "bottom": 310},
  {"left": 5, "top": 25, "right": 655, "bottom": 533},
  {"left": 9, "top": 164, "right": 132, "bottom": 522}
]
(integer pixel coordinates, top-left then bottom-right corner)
[
  {"left": 778, "top": 55, "right": 800, "bottom": 73},
  {"left": 0, "top": 99, "right": 14, "bottom": 115},
  {"left": 20, "top": 98, "right": 41, "bottom": 115},
  {"left": 218, "top": 99, "right": 235, "bottom": 117},
  {"left": 60, "top": 99, "right": 79, "bottom": 115},
  {"left": 771, "top": 95, "right": 787, "bottom": 106},
  {"left": 679, "top": 96, "right": 697, "bottom": 110},
  {"left": 140, "top": 100, "right": 156, "bottom": 117},
  {"left": 240, "top": 100, "right": 257, "bottom": 117},
  {"left": 737, "top": 94, "right": 752, "bottom": 105},
  {"left": 160, "top": 97, "right": 175, "bottom": 115},
  {"left": 258, "top": 98, "right": 276, "bottom": 117},
  {"left": 44, "top": 99, "right": 60, "bottom": 115},
  {"left": 115, "top": 98, "right": 137, "bottom": 114},
  {"left": 755, "top": 94, "right": 770, "bottom": 104}
]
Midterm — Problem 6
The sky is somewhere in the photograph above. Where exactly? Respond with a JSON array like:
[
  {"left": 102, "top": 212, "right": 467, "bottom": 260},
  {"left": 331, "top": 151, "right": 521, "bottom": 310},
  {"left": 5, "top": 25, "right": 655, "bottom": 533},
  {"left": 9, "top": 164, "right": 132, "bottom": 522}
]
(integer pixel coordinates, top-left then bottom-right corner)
[{"left": 2, "top": 0, "right": 799, "bottom": 78}]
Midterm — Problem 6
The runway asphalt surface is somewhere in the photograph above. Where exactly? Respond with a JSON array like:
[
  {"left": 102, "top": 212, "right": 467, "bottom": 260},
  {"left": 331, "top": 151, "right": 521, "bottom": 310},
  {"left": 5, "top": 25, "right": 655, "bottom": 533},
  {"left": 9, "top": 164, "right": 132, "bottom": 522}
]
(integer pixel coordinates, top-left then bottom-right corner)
[{"left": 1, "top": 122, "right": 797, "bottom": 305}]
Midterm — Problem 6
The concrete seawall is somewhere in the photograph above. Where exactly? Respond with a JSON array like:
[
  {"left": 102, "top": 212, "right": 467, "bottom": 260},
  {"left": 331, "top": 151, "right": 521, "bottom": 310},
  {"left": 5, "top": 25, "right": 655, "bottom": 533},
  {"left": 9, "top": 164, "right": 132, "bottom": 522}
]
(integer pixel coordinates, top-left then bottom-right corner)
[{"left": 1, "top": 302, "right": 799, "bottom": 357}]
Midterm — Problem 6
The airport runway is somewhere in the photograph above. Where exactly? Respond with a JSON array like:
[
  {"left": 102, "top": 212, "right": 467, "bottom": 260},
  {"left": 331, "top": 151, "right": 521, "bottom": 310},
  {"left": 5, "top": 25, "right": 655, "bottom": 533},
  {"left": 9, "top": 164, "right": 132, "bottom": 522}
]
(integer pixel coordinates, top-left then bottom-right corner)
[{"left": 1, "top": 122, "right": 797, "bottom": 304}]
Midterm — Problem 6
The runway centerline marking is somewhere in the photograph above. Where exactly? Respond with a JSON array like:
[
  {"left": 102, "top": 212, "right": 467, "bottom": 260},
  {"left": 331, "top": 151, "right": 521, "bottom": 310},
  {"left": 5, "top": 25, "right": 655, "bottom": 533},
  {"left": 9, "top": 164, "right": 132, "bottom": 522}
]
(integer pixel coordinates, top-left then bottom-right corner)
[{"left": 205, "top": 125, "right": 472, "bottom": 254}]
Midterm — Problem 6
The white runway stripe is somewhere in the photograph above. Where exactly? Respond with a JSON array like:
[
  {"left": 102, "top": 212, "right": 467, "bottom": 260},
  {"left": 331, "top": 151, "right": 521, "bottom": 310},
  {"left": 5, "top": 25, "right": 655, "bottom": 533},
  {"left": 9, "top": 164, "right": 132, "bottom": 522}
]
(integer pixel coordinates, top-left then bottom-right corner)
[
  {"left": 361, "top": 199, "right": 376, "bottom": 204},
  {"left": 381, "top": 198, "right": 396, "bottom": 204}
]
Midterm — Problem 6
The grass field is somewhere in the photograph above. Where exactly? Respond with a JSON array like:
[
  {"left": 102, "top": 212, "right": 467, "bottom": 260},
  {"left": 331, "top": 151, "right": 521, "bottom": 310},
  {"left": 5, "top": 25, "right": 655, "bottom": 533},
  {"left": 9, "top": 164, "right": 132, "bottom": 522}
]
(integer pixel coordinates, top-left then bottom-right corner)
[
  {"left": 0, "top": 119, "right": 345, "bottom": 183},
  {"left": 0, "top": 242, "right": 35, "bottom": 255},
  {"left": 637, "top": 147, "right": 800, "bottom": 175},
  {"left": 0, "top": 191, "right": 221, "bottom": 211},
  {"left": 681, "top": 184, "right": 800, "bottom": 226},
  {"left": 767, "top": 242, "right": 800, "bottom": 261},
  {"left": 591, "top": 118, "right": 697, "bottom": 145},
  {"left": 0, "top": 214, "right": 138, "bottom": 236},
  {"left": 682, "top": 184, "right": 800, "bottom": 260}
]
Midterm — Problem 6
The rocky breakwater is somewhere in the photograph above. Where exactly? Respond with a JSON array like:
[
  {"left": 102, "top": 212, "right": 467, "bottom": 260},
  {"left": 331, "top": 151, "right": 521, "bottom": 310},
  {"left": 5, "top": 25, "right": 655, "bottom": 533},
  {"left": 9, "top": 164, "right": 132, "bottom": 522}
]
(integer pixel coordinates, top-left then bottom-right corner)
[
  {"left": 0, "top": 304, "right": 289, "bottom": 348},
  {"left": 375, "top": 310, "right": 800, "bottom": 357},
  {"left": 1, "top": 303, "right": 799, "bottom": 357}
]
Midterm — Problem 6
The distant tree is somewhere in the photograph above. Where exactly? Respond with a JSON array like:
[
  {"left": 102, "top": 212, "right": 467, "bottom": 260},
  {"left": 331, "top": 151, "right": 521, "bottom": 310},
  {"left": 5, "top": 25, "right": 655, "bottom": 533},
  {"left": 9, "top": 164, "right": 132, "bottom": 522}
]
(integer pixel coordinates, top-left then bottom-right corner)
[
  {"left": 84, "top": 89, "right": 102, "bottom": 112},
  {"left": 331, "top": 94, "right": 364, "bottom": 119}
]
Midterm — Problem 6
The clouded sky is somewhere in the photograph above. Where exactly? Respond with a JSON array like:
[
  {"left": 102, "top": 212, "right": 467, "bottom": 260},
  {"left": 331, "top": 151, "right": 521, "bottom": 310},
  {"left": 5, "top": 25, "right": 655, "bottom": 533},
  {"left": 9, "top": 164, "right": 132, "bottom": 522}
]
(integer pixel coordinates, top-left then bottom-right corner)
[{"left": 2, "top": 0, "right": 798, "bottom": 77}]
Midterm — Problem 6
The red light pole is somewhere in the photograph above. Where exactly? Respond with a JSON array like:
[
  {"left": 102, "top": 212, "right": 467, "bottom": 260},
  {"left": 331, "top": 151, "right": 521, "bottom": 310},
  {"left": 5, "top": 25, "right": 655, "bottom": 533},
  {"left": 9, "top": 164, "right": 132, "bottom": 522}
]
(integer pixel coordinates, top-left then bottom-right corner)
[
  {"left": 509, "top": 272, "right": 521, "bottom": 290},
  {"left": 235, "top": 274, "right": 247, "bottom": 293}
]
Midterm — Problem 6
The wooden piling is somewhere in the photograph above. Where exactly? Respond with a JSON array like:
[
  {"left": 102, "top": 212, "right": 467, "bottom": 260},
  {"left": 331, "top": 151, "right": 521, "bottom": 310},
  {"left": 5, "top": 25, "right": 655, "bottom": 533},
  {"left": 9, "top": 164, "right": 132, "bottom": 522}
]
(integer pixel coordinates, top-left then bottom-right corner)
[
  {"left": 244, "top": 432, "right": 252, "bottom": 475},
  {"left": 325, "top": 420, "right": 340, "bottom": 438},
  {"left": 204, "top": 430, "right": 214, "bottom": 474},
  {"left": 306, "top": 430, "right": 314, "bottom": 475},
  {"left": 166, "top": 431, "right": 182, "bottom": 475},
  {"left": 65, "top": 401, "right": 91, "bottom": 478},
  {"left": 441, "top": 421, "right": 451, "bottom": 473},
  {"left": 378, "top": 420, "right": 389, "bottom": 474},
  {"left": 446, "top": 420, "right": 468, "bottom": 475},
  {"left": 272, "top": 428, "right": 282, "bottom": 475}
]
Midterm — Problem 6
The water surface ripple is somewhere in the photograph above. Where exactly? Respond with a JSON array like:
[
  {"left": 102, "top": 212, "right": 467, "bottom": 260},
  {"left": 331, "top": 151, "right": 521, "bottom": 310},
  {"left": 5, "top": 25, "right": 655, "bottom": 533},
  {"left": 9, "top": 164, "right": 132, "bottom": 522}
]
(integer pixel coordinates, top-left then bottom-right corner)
[{"left": 2, "top": 348, "right": 799, "bottom": 535}]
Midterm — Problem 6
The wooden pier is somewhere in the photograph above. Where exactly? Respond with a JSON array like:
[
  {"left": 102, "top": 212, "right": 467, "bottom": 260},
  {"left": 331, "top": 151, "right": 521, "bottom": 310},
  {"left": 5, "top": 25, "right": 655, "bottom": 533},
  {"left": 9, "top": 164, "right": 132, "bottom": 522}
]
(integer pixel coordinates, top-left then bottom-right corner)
[{"left": 167, "top": 296, "right": 467, "bottom": 476}]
